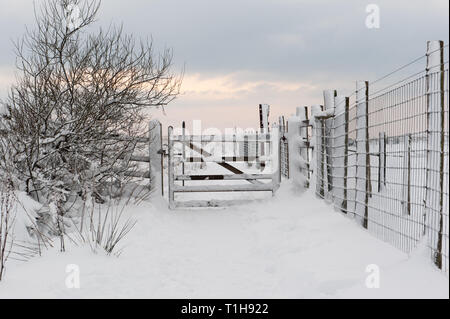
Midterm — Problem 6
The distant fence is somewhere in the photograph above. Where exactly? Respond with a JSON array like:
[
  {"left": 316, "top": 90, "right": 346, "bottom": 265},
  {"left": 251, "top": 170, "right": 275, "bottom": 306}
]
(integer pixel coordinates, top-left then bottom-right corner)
[{"left": 294, "top": 41, "right": 449, "bottom": 273}]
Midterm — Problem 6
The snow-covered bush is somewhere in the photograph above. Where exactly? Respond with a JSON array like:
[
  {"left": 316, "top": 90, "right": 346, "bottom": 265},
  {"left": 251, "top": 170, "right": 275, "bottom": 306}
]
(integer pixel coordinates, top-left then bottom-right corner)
[
  {"left": 0, "top": 179, "right": 15, "bottom": 281},
  {"left": 0, "top": 0, "right": 181, "bottom": 250}
]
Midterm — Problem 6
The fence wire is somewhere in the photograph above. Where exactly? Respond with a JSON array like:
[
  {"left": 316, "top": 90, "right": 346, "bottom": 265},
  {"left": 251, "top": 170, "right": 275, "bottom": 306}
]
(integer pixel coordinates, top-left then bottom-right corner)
[{"left": 313, "top": 45, "right": 449, "bottom": 273}]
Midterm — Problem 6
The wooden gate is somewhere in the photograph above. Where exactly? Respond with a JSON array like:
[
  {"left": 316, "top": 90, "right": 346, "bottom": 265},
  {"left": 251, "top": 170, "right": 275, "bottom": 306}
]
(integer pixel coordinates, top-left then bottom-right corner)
[{"left": 167, "top": 126, "right": 281, "bottom": 208}]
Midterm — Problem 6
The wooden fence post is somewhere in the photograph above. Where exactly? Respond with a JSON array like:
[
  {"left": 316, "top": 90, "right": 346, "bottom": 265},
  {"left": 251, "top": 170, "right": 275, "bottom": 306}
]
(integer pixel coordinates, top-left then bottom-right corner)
[
  {"left": 286, "top": 107, "right": 310, "bottom": 189},
  {"left": 304, "top": 108, "right": 311, "bottom": 181},
  {"left": 320, "top": 107, "right": 326, "bottom": 197},
  {"left": 355, "top": 81, "right": 370, "bottom": 229},
  {"left": 182, "top": 121, "right": 186, "bottom": 186},
  {"left": 333, "top": 96, "right": 349, "bottom": 213},
  {"left": 343, "top": 97, "right": 349, "bottom": 213},
  {"left": 168, "top": 126, "right": 175, "bottom": 209},
  {"left": 148, "top": 122, "right": 153, "bottom": 190},
  {"left": 311, "top": 105, "right": 324, "bottom": 197},
  {"left": 255, "top": 133, "right": 260, "bottom": 169},
  {"left": 278, "top": 131, "right": 282, "bottom": 185},
  {"left": 233, "top": 133, "right": 237, "bottom": 162},
  {"left": 272, "top": 126, "right": 281, "bottom": 195},
  {"left": 259, "top": 104, "right": 270, "bottom": 171},
  {"left": 200, "top": 133, "right": 206, "bottom": 169},
  {"left": 298, "top": 106, "right": 310, "bottom": 188},
  {"left": 425, "top": 40, "right": 445, "bottom": 269},
  {"left": 160, "top": 121, "right": 164, "bottom": 196},
  {"left": 323, "top": 90, "right": 337, "bottom": 201},
  {"left": 222, "top": 133, "right": 226, "bottom": 163}
]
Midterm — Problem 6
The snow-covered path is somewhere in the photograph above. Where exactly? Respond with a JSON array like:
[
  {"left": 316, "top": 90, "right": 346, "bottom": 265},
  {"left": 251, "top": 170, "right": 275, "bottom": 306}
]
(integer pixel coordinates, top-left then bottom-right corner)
[{"left": 0, "top": 183, "right": 448, "bottom": 298}]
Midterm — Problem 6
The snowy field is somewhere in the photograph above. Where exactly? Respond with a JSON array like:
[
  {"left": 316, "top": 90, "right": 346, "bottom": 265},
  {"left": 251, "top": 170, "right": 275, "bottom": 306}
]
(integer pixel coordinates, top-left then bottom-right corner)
[{"left": 0, "top": 182, "right": 448, "bottom": 299}]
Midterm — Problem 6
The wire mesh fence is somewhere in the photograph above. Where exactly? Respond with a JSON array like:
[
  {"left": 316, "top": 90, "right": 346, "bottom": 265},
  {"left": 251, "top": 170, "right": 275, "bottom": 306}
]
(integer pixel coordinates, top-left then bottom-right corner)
[{"left": 312, "top": 41, "right": 449, "bottom": 273}]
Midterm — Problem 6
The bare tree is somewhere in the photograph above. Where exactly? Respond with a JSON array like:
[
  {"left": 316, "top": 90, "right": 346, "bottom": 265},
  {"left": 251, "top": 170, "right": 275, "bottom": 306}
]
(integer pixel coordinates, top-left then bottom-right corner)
[{"left": 1, "top": 0, "right": 181, "bottom": 244}]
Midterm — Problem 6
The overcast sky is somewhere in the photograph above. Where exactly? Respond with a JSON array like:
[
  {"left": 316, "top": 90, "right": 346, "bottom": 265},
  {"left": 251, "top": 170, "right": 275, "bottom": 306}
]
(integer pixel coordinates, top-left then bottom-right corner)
[{"left": 0, "top": 0, "right": 448, "bottom": 131}]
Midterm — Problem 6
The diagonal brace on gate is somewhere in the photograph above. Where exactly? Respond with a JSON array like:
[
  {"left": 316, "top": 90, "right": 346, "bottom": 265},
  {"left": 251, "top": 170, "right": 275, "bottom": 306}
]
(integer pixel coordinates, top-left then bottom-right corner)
[{"left": 177, "top": 139, "right": 264, "bottom": 185}]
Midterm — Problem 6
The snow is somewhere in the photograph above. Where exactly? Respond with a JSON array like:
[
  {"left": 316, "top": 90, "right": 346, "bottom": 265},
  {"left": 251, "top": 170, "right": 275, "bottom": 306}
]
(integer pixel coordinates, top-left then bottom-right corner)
[
  {"left": 1, "top": 182, "right": 448, "bottom": 299},
  {"left": 11, "top": 191, "right": 41, "bottom": 242}
]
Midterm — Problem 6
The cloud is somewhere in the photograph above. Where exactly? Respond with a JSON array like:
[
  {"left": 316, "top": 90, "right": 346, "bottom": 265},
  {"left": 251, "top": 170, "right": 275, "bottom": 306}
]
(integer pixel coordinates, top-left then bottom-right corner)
[
  {"left": 149, "top": 70, "right": 323, "bottom": 131},
  {"left": 181, "top": 72, "right": 317, "bottom": 100},
  {"left": 1, "top": 0, "right": 448, "bottom": 129}
]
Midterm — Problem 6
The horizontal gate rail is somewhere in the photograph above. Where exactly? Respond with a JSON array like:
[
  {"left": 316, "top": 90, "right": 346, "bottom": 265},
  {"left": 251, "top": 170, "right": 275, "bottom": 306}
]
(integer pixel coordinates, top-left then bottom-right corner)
[
  {"left": 174, "top": 200, "right": 251, "bottom": 208},
  {"left": 182, "top": 156, "right": 268, "bottom": 163},
  {"left": 173, "top": 183, "right": 275, "bottom": 193},
  {"left": 175, "top": 174, "right": 273, "bottom": 181},
  {"left": 172, "top": 134, "right": 272, "bottom": 142}
]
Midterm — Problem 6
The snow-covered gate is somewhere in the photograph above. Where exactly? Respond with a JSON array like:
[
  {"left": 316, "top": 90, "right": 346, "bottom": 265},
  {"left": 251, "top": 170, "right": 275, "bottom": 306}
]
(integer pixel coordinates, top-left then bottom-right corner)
[{"left": 166, "top": 127, "right": 281, "bottom": 208}]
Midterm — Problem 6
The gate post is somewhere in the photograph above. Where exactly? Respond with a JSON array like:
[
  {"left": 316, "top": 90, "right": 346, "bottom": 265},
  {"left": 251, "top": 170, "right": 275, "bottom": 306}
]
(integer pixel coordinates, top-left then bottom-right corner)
[
  {"left": 149, "top": 120, "right": 162, "bottom": 192},
  {"left": 355, "top": 81, "right": 370, "bottom": 229},
  {"left": 425, "top": 40, "right": 445, "bottom": 269},
  {"left": 168, "top": 126, "right": 175, "bottom": 209}
]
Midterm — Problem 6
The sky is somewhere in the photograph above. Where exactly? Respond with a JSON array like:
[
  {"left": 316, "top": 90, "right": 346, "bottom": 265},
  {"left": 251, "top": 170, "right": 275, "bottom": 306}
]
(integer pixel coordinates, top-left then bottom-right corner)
[{"left": 0, "top": 0, "right": 448, "bottom": 132}]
